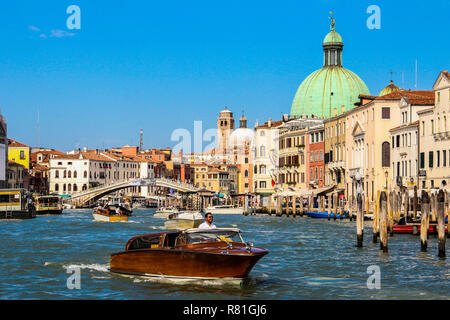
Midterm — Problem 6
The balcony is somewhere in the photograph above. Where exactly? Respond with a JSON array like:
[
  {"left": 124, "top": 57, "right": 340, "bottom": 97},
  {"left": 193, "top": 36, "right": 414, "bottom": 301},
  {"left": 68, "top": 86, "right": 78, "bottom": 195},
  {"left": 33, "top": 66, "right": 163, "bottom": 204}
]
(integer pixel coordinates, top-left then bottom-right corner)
[
  {"left": 434, "top": 131, "right": 450, "bottom": 141},
  {"left": 328, "top": 160, "right": 345, "bottom": 170},
  {"left": 348, "top": 167, "right": 364, "bottom": 179}
]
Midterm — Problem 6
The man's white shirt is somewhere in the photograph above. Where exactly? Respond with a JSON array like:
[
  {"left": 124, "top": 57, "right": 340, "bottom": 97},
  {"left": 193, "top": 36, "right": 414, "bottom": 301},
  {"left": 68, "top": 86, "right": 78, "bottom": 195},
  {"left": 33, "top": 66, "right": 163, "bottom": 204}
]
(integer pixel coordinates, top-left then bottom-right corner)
[{"left": 198, "top": 222, "right": 217, "bottom": 229}]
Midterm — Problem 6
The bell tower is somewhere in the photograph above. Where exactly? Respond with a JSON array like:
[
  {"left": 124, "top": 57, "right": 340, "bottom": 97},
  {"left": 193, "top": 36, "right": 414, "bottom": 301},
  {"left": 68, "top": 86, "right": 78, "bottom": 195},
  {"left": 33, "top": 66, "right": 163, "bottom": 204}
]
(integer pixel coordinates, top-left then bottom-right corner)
[{"left": 217, "top": 107, "right": 235, "bottom": 159}]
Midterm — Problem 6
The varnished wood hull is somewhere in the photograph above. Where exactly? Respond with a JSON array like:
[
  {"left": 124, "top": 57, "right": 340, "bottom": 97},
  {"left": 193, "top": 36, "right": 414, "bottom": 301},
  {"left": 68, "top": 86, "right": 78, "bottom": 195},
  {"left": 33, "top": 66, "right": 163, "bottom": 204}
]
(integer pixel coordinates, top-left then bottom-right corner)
[{"left": 110, "top": 248, "right": 268, "bottom": 279}]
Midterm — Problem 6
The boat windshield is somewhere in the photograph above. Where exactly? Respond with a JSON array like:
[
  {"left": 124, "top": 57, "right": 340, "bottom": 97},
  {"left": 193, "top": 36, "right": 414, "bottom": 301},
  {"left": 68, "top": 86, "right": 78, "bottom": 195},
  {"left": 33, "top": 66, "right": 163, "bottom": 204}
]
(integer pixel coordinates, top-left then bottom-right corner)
[{"left": 185, "top": 230, "right": 244, "bottom": 245}]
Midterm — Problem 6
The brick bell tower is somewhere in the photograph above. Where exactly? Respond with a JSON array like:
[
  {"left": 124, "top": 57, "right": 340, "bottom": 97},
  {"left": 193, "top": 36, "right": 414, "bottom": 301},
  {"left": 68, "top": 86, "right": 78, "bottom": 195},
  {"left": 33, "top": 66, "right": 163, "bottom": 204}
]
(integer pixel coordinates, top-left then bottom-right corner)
[{"left": 217, "top": 107, "right": 235, "bottom": 161}]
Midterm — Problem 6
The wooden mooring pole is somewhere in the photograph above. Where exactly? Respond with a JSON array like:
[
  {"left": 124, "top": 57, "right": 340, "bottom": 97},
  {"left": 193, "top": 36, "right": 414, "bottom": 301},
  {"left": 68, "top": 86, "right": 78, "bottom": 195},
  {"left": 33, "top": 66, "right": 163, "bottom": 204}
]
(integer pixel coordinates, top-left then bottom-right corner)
[
  {"left": 333, "top": 193, "right": 337, "bottom": 221},
  {"left": 327, "top": 194, "right": 331, "bottom": 221},
  {"left": 437, "top": 190, "right": 446, "bottom": 258},
  {"left": 413, "top": 186, "right": 418, "bottom": 219},
  {"left": 356, "top": 193, "right": 363, "bottom": 247},
  {"left": 420, "top": 191, "right": 429, "bottom": 252},
  {"left": 373, "top": 190, "right": 380, "bottom": 243},
  {"left": 380, "top": 191, "right": 388, "bottom": 252}
]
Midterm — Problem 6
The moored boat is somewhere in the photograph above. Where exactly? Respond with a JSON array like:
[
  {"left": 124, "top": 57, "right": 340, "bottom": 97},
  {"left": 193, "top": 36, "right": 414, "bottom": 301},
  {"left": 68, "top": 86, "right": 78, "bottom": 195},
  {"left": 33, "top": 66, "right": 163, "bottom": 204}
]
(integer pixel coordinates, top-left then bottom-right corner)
[
  {"left": 393, "top": 216, "right": 448, "bottom": 234},
  {"left": 110, "top": 228, "right": 269, "bottom": 280},
  {"left": 154, "top": 206, "right": 179, "bottom": 218},
  {"left": 0, "top": 189, "right": 36, "bottom": 219},
  {"left": 33, "top": 195, "right": 63, "bottom": 215},
  {"left": 92, "top": 207, "right": 128, "bottom": 222},
  {"left": 306, "top": 211, "right": 349, "bottom": 219},
  {"left": 205, "top": 205, "right": 244, "bottom": 215},
  {"left": 164, "top": 211, "right": 204, "bottom": 230}
]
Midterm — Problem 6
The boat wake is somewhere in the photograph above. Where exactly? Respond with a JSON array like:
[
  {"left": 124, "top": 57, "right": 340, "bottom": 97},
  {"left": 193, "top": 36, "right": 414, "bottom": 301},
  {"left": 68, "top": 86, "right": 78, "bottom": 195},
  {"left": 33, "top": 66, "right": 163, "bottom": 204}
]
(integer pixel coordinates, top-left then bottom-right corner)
[{"left": 62, "top": 263, "right": 110, "bottom": 273}]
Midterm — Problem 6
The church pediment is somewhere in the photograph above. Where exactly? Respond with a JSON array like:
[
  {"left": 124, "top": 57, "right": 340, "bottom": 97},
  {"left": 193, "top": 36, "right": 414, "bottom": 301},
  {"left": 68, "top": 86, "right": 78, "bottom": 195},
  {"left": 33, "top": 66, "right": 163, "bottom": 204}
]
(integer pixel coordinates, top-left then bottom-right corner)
[{"left": 351, "top": 120, "right": 365, "bottom": 137}]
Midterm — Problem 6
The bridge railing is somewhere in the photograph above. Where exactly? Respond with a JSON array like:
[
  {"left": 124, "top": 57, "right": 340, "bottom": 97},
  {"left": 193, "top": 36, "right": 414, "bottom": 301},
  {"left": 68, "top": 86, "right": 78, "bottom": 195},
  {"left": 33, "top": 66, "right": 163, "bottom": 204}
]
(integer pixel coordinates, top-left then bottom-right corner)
[{"left": 71, "top": 179, "right": 139, "bottom": 198}]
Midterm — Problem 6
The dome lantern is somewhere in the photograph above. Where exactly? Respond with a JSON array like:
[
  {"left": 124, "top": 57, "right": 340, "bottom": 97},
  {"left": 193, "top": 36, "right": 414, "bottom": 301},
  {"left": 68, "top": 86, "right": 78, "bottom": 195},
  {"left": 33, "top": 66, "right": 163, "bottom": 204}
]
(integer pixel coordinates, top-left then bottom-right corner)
[{"left": 290, "top": 14, "right": 370, "bottom": 118}]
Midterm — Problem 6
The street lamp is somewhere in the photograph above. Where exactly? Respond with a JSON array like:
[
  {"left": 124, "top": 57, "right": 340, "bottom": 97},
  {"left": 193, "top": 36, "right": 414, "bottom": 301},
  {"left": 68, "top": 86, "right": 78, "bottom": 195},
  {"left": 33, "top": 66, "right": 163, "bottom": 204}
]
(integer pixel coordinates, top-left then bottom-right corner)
[{"left": 385, "top": 171, "right": 389, "bottom": 190}]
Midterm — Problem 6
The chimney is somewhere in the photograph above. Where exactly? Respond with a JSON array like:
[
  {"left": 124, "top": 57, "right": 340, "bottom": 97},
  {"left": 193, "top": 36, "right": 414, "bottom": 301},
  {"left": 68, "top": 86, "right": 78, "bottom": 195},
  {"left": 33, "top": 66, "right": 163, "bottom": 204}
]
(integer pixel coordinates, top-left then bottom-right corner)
[
  {"left": 341, "top": 105, "right": 345, "bottom": 114},
  {"left": 333, "top": 108, "right": 338, "bottom": 117},
  {"left": 268, "top": 118, "right": 272, "bottom": 128}
]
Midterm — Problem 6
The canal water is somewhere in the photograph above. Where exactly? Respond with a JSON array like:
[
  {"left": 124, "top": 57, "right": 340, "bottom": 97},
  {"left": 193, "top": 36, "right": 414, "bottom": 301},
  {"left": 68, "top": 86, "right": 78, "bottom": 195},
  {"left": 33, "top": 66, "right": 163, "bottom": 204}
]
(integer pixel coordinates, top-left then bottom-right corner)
[{"left": 0, "top": 209, "right": 448, "bottom": 299}]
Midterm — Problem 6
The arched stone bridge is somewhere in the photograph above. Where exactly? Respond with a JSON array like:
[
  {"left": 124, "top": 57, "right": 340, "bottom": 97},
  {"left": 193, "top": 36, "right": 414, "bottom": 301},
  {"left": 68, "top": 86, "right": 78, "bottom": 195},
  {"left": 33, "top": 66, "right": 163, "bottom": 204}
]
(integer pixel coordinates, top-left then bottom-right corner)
[{"left": 69, "top": 178, "right": 199, "bottom": 208}]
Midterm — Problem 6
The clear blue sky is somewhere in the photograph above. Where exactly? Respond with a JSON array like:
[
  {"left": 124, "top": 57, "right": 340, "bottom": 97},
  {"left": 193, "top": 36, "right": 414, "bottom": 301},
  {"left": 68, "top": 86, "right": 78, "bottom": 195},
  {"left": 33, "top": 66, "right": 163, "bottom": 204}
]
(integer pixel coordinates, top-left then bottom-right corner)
[{"left": 0, "top": 0, "right": 448, "bottom": 152}]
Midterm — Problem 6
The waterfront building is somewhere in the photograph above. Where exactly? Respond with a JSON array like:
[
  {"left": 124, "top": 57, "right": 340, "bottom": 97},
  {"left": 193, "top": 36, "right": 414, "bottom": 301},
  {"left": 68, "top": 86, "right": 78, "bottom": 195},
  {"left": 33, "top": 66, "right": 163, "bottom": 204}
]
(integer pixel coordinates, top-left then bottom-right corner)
[
  {"left": 7, "top": 160, "right": 28, "bottom": 189},
  {"left": 307, "top": 122, "right": 325, "bottom": 190},
  {"left": 229, "top": 113, "right": 254, "bottom": 194},
  {"left": 254, "top": 118, "right": 282, "bottom": 207},
  {"left": 345, "top": 89, "right": 433, "bottom": 205},
  {"left": 389, "top": 89, "right": 433, "bottom": 189},
  {"left": 49, "top": 150, "right": 140, "bottom": 196},
  {"left": 277, "top": 117, "right": 323, "bottom": 196},
  {"left": 417, "top": 70, "right": 450, "bottom": 190},
  {"left": 0, "top": 110, "right": 7, "bottom": 188},
  {"left": 290, "top": 16, "right": 370, "bottom": 119},
  {"left": 8, "top": 139, "right": 31, "bottom": 170},
  {"left": 324, "top": 107, "right": 347, "bottom": 197}
]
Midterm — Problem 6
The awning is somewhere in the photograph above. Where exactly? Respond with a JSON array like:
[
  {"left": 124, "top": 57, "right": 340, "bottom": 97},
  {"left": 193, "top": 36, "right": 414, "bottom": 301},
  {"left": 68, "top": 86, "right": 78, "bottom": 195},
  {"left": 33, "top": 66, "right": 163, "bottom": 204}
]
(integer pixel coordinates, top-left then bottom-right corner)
[{"left": 310, "top": 186, "right": 335, "bottom": 197}]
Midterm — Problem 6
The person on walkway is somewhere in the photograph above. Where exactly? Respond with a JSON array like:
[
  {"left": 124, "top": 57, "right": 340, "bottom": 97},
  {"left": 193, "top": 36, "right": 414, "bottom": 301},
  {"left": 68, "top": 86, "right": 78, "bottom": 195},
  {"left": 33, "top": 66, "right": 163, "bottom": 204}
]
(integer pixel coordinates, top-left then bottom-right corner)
[{"left": 199, "top": 212, "right": 216, "bottom": 229}]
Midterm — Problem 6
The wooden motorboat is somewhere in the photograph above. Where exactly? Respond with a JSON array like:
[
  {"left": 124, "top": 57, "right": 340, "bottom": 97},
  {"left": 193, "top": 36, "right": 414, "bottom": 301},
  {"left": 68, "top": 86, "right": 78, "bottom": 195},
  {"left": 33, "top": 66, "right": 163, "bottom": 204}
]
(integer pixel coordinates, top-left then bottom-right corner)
[
  {"left": 164, "top": 211, "right": 204, "bottom": 230},
  {"left": 33, "top": 195, "right": 63, "bottom": 215},
  {"left": 110, "top": 228, "right": 269, "bottom": 280},
  {"left": 154, "top": 206, "right": 179, "bottom": 218},
  {"left": 92, "top": 207, "right": 128, "bottom": 222},
  {"left": 205, "top": 205, "right": 244, "bottom": 215},
  {"left": 0, "top": 189, "right": 36, "bottom": 219}
]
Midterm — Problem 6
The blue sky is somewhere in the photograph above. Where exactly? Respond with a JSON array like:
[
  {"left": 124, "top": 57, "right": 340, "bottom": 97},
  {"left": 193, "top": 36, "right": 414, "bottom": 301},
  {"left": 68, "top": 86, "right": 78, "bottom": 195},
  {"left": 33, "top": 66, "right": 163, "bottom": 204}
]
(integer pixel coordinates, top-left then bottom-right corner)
[{"left": 0, "top": 0, "right": 448, "bottom": 152}]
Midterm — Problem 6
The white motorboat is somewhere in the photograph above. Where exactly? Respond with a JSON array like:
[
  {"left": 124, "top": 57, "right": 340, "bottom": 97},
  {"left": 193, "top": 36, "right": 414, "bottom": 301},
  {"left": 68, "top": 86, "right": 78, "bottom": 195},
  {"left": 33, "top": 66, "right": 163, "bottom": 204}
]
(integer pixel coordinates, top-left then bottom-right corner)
[
  {"left": 164, "top": 211, "right": 204, "bottom": 230},
  {"left": 154, "top": 207, "right": 179, "bottom": 218},
  {"left": 205, "top": 205, "right": 244, "bottom": 215}
]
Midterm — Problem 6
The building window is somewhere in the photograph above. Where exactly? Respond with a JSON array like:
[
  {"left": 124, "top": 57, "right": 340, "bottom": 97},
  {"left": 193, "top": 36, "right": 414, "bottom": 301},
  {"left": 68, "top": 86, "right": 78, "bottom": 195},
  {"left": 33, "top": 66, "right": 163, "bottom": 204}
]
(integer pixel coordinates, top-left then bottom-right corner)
[
  {"left": 260, "top": 165, "right": 266, "bottom": 174},
  {"left": 443, "top": 150, "right": 447, "bottom": 167},
  {"left": 382, "top": 142, "right": 390, "bottom": 167},
  {"left": 429, "top": 151, "right": 433, "bottom": 168},
  {"left": 260, "top": 181, "right": 266, "bottom": 189},
  {"left": 20, "top": 150, "right": 25, "bottom": 160},
  {"left": 55, "top": 184, "right": 59, "bottom": 192},
  {"left": 381, "top": 107, "right": 390, "bottom": 119},
  {"left": 55, "top": 170, "right": 59, "bottom": 178}
]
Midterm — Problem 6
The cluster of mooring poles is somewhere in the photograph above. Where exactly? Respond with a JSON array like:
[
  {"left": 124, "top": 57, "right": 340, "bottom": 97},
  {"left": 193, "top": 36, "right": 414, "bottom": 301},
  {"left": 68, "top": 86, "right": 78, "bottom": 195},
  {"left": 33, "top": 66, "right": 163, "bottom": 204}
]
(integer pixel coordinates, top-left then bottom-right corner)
[{"left": 355, "top": 184, "right": 448, "bottom": 258}]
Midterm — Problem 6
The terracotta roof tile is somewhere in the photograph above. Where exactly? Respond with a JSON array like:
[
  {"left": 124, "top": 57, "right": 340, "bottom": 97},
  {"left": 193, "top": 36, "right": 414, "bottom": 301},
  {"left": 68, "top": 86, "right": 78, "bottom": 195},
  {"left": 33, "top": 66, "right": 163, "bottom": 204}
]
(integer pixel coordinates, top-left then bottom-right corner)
[
  {"left": 8, "top": 139, "right": 30, "bottom": 148},
  {"left": 256, "top": 119, "right": 283, "bottom": 129}
]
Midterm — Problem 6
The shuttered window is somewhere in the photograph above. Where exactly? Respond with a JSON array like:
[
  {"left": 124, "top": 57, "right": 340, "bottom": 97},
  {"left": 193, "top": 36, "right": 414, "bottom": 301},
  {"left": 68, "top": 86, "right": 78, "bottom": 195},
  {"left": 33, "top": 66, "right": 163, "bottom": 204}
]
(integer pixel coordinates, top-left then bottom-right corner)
[{"left": 382, "top": 142, "right": 390, "bottom": 167}]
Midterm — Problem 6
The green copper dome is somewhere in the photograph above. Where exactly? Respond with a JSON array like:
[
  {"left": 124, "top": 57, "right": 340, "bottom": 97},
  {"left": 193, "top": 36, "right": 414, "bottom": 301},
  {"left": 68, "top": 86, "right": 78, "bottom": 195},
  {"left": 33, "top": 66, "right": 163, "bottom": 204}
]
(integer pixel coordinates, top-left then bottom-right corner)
[
  {"left": 379, "top": 80, "right": 401, "bottom": 96},
  {"left": 290, "top": 18, "right": 370, "bottom": 118}
]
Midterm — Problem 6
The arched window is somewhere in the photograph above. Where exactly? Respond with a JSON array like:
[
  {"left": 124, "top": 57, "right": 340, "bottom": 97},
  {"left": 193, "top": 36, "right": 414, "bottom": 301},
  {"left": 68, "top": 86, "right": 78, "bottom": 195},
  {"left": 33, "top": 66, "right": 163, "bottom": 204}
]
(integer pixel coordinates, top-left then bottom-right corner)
[
  {"left": 55, "top": 184, "right": 59, "bottom": 192},
  {"left": 68, "top": 171, "right": 72, "bottom": 178},
  {"left": 260, "top": 146, "right": 266, "bottom": 157},
  {"left": 68, "top": 184, "right": 72, "bottom": 192},
  {"left": 63, "top": 184, "right": 66, "bottom": 192},
  {"left": 84, "top": 171, "right": 87, "bottom": 178},
  {"left": 382, "top": 142, "right": 390, "bottom": 167},
  {"left": 63, "top": 170, "right": 67, "bottom": 178},
  {"left": 244, "top": 170, "right": 249, "bottom": 178},
  {"left": 55, "top": 170, "right": 59, "bottom": 178},
  {"left": 82, "top": 184, "right": 87, "bottom": 191},
  {"left": 260, "top": 165, "right": 266, "bottom": 174},
  {"left": 73, "top": 184, "right": 78, "bottom": 192},
  {"left": 74, "top": 171, "right": 77, "bottom": 178}
]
